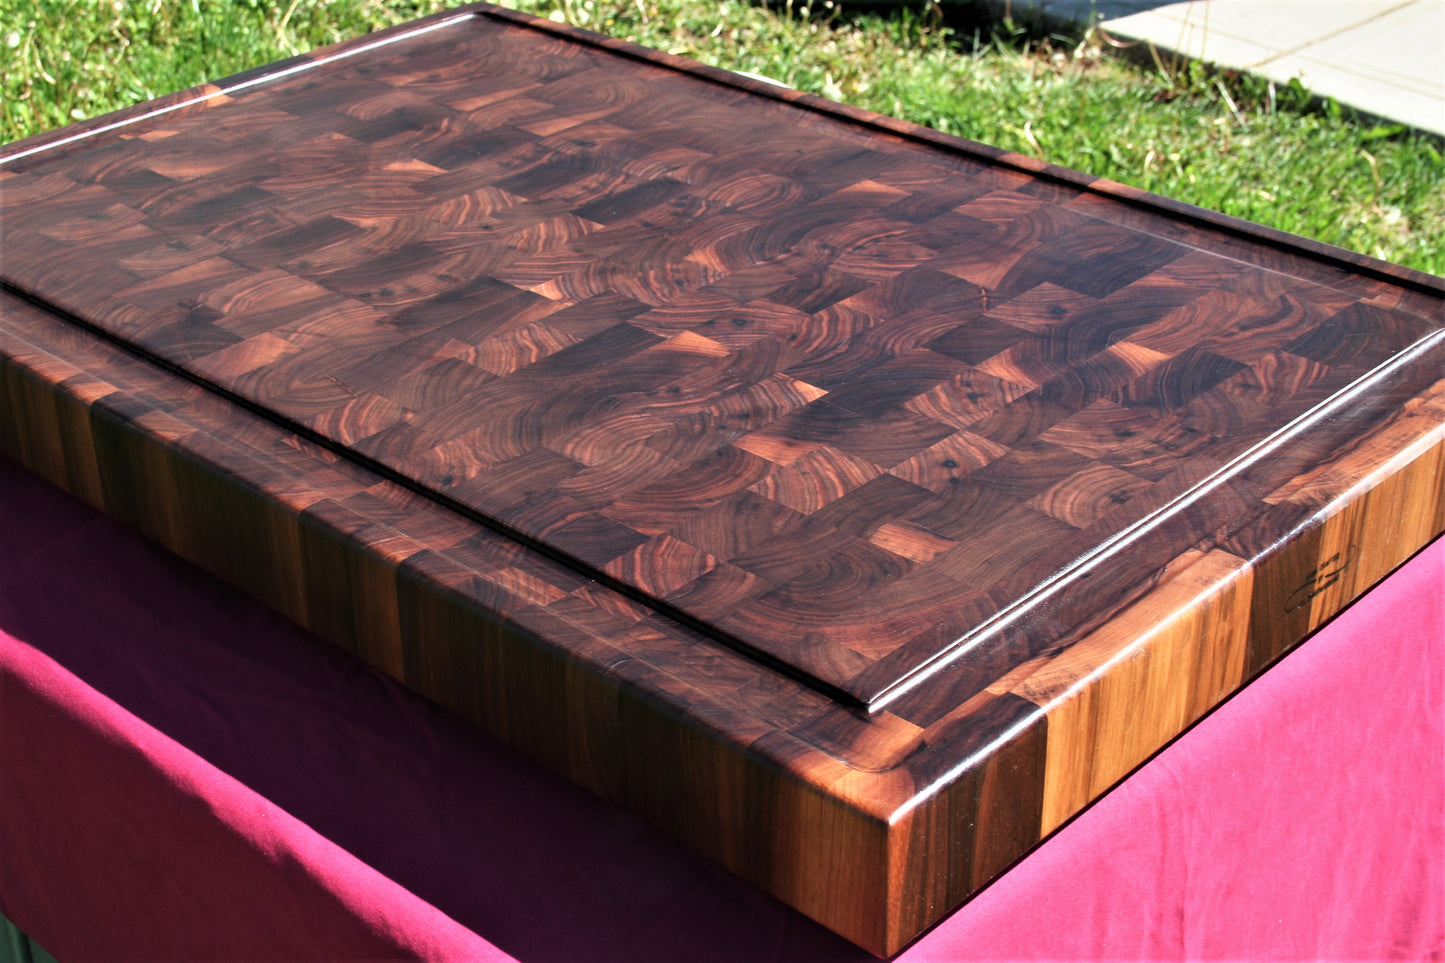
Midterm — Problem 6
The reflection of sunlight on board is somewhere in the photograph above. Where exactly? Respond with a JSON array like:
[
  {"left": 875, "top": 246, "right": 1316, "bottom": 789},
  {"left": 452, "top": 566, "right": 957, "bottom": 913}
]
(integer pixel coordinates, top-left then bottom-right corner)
[{"left": 734, "top": 69, "right": 792, "bottom": 88}]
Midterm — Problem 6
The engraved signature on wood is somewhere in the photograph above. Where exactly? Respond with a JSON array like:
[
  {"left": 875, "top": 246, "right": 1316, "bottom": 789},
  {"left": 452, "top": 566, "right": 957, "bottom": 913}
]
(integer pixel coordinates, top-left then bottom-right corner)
[{"left": 1285, "top": 544, "right": 1359, "bottom": 613}]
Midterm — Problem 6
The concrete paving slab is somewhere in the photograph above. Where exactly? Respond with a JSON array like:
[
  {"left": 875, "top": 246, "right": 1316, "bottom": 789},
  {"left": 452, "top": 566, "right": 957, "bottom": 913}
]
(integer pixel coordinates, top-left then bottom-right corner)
[
  {"left": 1257, "top": 3, "right": 1445, "bottom": 134},
  {"left": 1096, "top": 9, "right": 1280, "bottom": 68},
  {"left": 1101, "top": 1, "right": 1399, "bottom": 65},
  {"left": 1284, "top": 1, "right": 1445, "bottom": 95},
  {"left": 1259, "top": 55, "right": 1445, "bottom": 133},
  {"left": 1007, "top": 0, "right": 1445, "bottom": 136}
]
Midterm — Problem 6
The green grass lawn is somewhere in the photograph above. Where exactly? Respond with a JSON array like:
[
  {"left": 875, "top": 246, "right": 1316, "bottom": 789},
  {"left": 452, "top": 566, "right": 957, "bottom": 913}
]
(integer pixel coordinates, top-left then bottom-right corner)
[{"left": 2, "top": 0, "right": 1441, "bottom": 273}]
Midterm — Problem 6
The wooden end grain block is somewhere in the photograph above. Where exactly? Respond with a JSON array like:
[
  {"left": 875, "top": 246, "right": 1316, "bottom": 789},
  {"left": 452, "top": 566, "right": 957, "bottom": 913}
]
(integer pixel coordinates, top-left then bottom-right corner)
[{"left": 2, "top": 5, "right": 1442, "bottom": 955}]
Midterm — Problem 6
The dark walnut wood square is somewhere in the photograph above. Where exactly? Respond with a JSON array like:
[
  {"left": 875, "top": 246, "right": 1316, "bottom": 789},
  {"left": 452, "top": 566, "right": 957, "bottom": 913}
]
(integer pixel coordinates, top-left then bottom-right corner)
[{"left": 2, "top": 5, "right": 1442, "bottom": 955}]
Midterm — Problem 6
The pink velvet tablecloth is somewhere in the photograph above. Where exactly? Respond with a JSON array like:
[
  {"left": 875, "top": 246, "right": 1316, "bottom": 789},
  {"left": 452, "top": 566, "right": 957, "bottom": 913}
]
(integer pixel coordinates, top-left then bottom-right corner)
[{"left": 1, "top": 454, "right": 1441, "bottom": 961}]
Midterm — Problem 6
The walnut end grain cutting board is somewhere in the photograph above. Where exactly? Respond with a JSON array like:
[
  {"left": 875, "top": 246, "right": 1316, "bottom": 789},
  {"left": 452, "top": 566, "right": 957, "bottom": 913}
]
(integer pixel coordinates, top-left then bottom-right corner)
[{"left": 2, "top": 5, "right": 1442, "bottom": 955}]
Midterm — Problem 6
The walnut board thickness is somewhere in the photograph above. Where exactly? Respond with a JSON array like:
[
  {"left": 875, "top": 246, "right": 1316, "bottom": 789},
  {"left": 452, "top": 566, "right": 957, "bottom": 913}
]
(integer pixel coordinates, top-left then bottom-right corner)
[{"left": 2, "top": 6, "right": 1442, "bottom": 955}]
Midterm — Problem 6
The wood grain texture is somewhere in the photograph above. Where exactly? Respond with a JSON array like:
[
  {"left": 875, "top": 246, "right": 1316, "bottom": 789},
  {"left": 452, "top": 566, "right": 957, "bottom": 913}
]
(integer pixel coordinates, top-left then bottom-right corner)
[{"left": 2, "top": 5, "right": 1443, "bottom": 955}]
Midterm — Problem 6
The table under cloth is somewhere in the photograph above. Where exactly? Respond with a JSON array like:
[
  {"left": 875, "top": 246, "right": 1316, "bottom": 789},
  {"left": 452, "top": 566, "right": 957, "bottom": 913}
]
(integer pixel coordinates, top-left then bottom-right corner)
[{"left": 0, "top": 452, "right": 1440, "bottom": 960}]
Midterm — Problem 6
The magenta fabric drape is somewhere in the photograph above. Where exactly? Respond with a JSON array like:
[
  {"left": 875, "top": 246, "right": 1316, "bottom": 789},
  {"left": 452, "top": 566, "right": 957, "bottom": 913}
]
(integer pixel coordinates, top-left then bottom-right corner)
[{"left": 1, "top": 455, "right": 1440, "bottom": 961}]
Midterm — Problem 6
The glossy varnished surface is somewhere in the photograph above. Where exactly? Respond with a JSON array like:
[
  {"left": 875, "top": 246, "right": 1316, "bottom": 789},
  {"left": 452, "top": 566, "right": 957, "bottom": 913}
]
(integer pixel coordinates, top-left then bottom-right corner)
[
  {"left": 3, "top": 9, "right": 1441, "bottom": 706},
  {"left": 3, "top": 5, "right": 1443, "bottom": 955}
]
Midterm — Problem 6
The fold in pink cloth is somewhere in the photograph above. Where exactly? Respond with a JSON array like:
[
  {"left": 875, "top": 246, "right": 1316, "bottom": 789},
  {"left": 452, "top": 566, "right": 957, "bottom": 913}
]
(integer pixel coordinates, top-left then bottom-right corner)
[{"left": 1, "top": 455, "right": 1440, "bottom": 961}]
